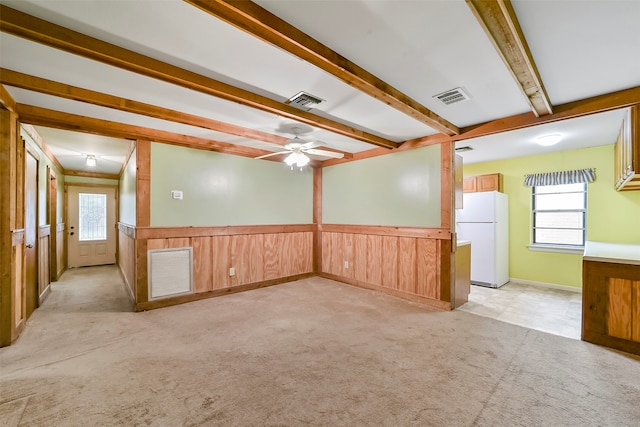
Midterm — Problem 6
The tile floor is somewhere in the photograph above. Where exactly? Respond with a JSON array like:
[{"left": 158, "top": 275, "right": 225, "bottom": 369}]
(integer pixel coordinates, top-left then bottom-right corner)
[{"left": 457, "top": 281, "right": 583, "bottom": 339}]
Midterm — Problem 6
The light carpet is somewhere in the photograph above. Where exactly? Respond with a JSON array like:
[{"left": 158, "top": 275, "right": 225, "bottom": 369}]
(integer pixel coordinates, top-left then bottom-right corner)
[{"left": 1, "top": 265, "right": 639, "bottom": 426}]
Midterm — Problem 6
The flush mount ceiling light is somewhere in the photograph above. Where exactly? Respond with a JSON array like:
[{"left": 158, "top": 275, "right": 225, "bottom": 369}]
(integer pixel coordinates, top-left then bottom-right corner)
[
  {"left": 86, "top": 155, "right": 97, "bottom": 167},
  {"left": 536, "top": 134, "right": 563, "bottom": 146}
]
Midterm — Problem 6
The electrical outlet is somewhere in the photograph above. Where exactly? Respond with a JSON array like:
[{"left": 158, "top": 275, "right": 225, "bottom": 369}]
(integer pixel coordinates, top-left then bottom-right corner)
[
  {"left": 344, "top": 261, "right": 349, "bottom": 269},
  {"left": 229, "top": 267, "right": 235, "bottom": 277}
]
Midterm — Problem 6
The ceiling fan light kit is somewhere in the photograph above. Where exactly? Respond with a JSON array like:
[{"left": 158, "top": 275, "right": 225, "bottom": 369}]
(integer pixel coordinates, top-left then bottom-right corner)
[
  {"left": 284, "top": 151, "right": 311, "bottom": 170},
  {"left": 254, "top": 128, "right": 344, "bottom": 168}
]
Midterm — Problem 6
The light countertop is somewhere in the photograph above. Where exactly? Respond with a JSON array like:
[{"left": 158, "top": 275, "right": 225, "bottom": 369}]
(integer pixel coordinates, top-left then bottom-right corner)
[{"left": 583, "top": 241, "right": 640, "bottom": 266}]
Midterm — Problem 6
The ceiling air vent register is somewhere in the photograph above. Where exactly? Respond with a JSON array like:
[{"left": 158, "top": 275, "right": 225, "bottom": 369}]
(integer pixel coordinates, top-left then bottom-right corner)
[
  {"left": 434, "top": 87, "right": 470, "bottom": 106},
  {"left": 287, "top": 91, "right": 325, "bottom": 111},
  {"left": 455, "top": 146, "right": 474, "bottom": 152}
]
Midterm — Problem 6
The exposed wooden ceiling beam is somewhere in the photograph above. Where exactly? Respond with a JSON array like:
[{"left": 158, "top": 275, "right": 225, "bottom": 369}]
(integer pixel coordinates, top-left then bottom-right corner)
[
  {"left": 467, "top": 0, "right": 553, "bottom": 117},
  {"left": 0, "top": 83, "right": 16, "bottom": 113},
  {"left": 0, "top": 5, "right": 397, "bottom": 150},
  {"left": 15, "top": 104, "right": 278, "bottom": 160},
  {"left": 323, "top": 85, "right": 640, "bottom": 166},
  {"left": 0, "top": 67, "right": 287, "bottom": 143},
  {"left": 185, "top": 0, "right": 460, "bottom": 137},
  {"left": 64, "top": 170, "right": 120, "bottom": 180},
  {"left": 1, "top": 69, "right": 353, "bottom": 160},
  {"left": 459, "top": 85, "right": 640, "bottom": 140}
]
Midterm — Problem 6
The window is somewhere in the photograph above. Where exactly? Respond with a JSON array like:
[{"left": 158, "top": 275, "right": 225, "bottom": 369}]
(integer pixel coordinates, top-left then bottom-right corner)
[
  {"left": 79, "top": 193, "right": 107, "bottom": 241},
  {"left": 532, "top": 183, "right": 586, "bottom": 248}
]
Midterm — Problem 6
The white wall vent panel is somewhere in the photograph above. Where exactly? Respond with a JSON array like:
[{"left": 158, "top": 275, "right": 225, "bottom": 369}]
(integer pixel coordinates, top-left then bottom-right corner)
[{"left": 148, "top": 247, "right": 193, "bottom": 300}]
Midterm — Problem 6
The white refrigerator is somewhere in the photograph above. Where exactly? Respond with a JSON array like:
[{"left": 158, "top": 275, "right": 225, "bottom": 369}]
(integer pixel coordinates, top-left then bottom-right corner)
[{"left": 456, "top": 191, "right": 509, "bottom": 288}]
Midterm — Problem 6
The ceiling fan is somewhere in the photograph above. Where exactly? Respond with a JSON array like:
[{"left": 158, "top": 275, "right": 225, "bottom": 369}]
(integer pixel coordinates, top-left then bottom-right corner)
[{"left": 255, "top": 128, "right": 344, "bottom": 169}]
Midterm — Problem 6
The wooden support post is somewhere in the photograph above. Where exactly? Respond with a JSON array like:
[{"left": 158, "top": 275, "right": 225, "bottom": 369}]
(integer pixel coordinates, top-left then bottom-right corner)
[
  {"left": 440, "top": 140, "right": 455, "bottom": 307},
  {"left": 0, "top": 109, "right": 22, "bottom": 346},
  {"left": 313, "top": 167, "right": 322, "bottom": 273}
]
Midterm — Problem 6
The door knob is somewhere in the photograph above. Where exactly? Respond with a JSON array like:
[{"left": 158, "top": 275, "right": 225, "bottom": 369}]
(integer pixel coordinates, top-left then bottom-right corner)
[{"left": 26, "top": 244, "right": 33, "bottom": 248}]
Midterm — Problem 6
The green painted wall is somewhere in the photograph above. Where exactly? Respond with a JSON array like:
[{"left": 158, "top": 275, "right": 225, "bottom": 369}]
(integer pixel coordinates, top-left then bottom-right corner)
[
  {"left": 150, "top": 143, "right": 313, "bottom": 226},
  {"left": 119, "top": 147, "right": 136, "bottom": 226},
  {"left": 323, "top": 144, "right": 441, "bottom": 227},
  {"left": 463, "top": 144, "right": 640, "bottom": 288}
]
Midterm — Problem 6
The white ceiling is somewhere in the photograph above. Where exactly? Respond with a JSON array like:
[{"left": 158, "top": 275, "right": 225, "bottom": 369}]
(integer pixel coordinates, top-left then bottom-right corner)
[
  {"left": 1, "top": 0, "right": 639, "bottom": 175},
  {"left": 456, "top": 109, "right": 626, "bottom": 164}
]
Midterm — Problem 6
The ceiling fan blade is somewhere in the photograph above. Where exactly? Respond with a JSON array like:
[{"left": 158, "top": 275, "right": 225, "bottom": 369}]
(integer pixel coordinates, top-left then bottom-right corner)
[
  {"left": 255, "top": 150, "right": 289, "bottom": 160},
  {"left": 304, "top": 148, "right": 344, "bottom": 159},
  {"left": 301, "top": 140, "right": 326, "bottom": 149}
]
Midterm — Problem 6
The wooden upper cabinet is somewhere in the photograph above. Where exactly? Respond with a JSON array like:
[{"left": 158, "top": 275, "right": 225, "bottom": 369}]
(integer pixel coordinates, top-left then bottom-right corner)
[
  {"left": 615, "top": 105, "right": 640, "bottom": 191},
  {"left": 463, "top": 176, "right": 477, "bottom": 193},
  {"left": 463, "top": 173, "right": 503, "bottom": 193}
]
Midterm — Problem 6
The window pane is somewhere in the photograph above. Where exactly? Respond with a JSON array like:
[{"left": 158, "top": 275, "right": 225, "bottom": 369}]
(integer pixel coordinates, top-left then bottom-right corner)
[
  {"left": 535, "top": 183, "right": 585, "bottom": 194},
  {"left": 535, "top": 212, "right": 583, "bottom": 229},
  {"left": 532, "top": 183, "right": 586, "bottom": 247},
  {"left": 535, "top": 228, "right": 584, "bottom": 245},
  {"left": 535, "top": 192, "right": 584, "bottom": 210},
  {"left": 79, "top": 193, "right": 107, "bottom": 241}
]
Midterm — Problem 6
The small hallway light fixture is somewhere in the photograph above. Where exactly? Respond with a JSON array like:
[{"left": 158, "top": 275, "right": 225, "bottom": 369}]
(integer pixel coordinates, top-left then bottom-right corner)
[
  {"left": 86, "top": 155, "right": 97, "bottom": 167},
  {"left": 536, "top": 134, "right": 563, "bottom": 146}
]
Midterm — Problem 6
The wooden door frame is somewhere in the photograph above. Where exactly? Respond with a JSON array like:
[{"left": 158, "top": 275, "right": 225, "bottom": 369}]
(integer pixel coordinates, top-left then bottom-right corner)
[
  {"left": 0, "top": 109, "right": 25, "bottom": 346},
  {"left": 64, "top": 183, "right": 119, "bottom": 267},
  {"left": 47, "top": 166, "right": 59, "bottom": 281},
  {"left": 24, "top": 142, "right": 40, "bottom": 319}
]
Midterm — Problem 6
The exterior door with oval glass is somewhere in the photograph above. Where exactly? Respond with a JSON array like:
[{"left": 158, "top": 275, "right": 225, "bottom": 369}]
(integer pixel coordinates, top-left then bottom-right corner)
[{"left": 67, "top": 186, "right": 116, "bottom": 267}]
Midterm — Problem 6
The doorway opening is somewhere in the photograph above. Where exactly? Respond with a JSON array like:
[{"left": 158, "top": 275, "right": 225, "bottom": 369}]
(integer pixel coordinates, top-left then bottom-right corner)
[{"left": 66, "top": 185, "right": 117, "bottom": 268}]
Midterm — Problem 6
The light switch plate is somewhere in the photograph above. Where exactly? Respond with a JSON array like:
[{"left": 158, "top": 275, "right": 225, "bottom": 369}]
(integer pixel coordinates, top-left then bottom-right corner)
[{"left": 171, "top": 190, "right": 183, "bottom": 200}]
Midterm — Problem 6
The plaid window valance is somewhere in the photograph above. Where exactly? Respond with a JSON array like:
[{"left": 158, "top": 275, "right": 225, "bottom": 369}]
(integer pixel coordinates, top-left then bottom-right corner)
[{"left": 524, "top": 168, "right": 596, "bottom": 187}]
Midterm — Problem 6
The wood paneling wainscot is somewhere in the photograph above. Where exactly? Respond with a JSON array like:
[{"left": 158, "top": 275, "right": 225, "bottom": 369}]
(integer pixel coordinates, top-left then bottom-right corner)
[
  {"left": 320, "top": 225, "right": 451, "bottom": 310},
  {"left": 37, "top": 225, "right": 51, "bottom": 303},
  {"left": 133, "top": 225, "right": 314, "bottom": 311},
  {"left": 56, "top": 223, "right": 65, "bottom": 277},
  {"left": 117, "top": 223, "right": 136, "bottom": 301}
]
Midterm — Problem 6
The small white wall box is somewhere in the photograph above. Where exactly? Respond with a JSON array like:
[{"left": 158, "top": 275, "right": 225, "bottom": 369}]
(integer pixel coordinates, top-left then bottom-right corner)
[{"left": 171, "top": 190, "right": 183, "bottom": 200}]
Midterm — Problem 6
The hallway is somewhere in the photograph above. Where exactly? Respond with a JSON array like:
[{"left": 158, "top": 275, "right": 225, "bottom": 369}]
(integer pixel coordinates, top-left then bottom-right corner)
[{"left": 36, "top": 265, "right": 133, "bottom": 313}]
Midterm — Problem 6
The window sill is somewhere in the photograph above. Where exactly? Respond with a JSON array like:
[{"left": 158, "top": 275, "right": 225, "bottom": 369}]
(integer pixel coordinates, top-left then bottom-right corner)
[{"left": 528, "top": 244, "right": 585, "bottom": 255}]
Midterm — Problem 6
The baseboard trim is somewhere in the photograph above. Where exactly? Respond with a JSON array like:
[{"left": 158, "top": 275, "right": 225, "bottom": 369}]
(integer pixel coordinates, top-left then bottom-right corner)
[
  {"left": 320, "top": 273, "right": 451, "bottom": 311},
  {"left": 135, "top": 273, "right": 315, "bottom": 312},
  {"left": 39, "top": 284, "right": 52, "bottom": 305},
  {"left": 117, "top": 263, "right": 136, "bottom": 304},
  {"left": 509, "top": 277, "right": 582, "bottom": 293}
]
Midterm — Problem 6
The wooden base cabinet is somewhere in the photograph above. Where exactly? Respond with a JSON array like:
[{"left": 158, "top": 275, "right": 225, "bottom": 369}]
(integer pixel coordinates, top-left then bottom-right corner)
[
  {"left": 582, "top": 259, "right": 640, "bottom": 356},
  {"left": 453, "top": 242, "right": 471, "bottom": 308}
]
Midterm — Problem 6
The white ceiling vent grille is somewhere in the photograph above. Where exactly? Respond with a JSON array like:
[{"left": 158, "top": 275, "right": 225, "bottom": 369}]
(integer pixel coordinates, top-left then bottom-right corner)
[
  {"left": 287, "top": 91, "right": 325, "bottom": 111},
  {"left": 455, "top": 146, "right": 474, "bottom": 152},
  {"left": 434, "top": 87, "right": 470, "bottom": 106}
]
